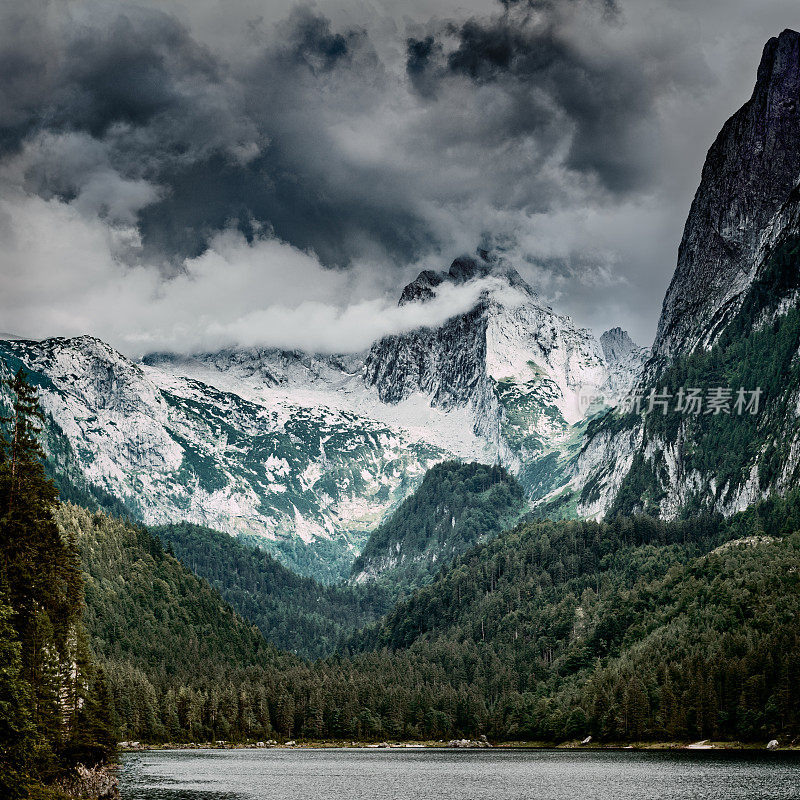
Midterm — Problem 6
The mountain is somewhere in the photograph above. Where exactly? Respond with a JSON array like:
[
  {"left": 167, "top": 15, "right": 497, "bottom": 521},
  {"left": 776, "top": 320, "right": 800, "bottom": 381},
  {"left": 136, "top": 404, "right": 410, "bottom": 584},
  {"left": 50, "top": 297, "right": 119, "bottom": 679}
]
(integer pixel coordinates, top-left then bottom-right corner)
[
  {"left": 350, "top": 461, "right": 526, "bottom": 592},
  {"left": 0, "top": 336, "right": 452, "bottom": 580},
  {"left": 150, "top": 462, "right": 525, "bottom": 658},
  {"left": 655, "top": 29, "right": 800, "bottom": 361},
  {"left": 67, "top": 505, "right": 279, "bottom": 681},
  {"left": 564, "top": 29, "right": 800, "bottom": 521},
  {"left": 350, "top": 489, "right": 800, "bottom": 742},
  {"left": 62, "top": 503, "right": 306, "bottom": 743},
  {"left": 599, "top": 327, "right": 650, "bottom": 399},
  {"left": 0, "top": 258, "right": 644, "bottom": 579},
  {"left": 365, "top": 255, "right": 643, "bottom": 501},
  {"left": 47, "top": 423, "right": 800, "bottom": 747}
]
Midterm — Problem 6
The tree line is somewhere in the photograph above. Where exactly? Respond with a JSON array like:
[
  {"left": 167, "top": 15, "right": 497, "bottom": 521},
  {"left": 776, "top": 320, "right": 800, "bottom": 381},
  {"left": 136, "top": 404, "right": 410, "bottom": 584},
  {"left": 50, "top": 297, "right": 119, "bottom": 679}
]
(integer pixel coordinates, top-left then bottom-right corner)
[
  {"left": 0, "top": 369, "right": 115, "bottom": 797},
  {"left": 3, "top": 367, "right": 800, "bottom": 782}
]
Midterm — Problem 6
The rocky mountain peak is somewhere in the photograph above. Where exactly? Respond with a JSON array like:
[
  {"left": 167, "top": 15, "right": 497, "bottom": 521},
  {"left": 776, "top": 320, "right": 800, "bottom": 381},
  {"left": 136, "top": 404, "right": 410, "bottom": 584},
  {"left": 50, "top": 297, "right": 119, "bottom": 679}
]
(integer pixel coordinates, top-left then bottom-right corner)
[
  {"left": 600, "top": 327, "right": 642, "bottom": 363},
  {"left": 598, "top": 327, "right": 649, "bottom": 401},
  {"left": 655, "top": 28, "right": 800, "bottom": 359},
  {"left": 447, "top": 254, "right": 493, "bottom": 284},
  {"left": 398, "top": 269, "right": 445, "bottom": 306},
  {"left": 398, "top": 251, "right": 535, "bottom": 309}
]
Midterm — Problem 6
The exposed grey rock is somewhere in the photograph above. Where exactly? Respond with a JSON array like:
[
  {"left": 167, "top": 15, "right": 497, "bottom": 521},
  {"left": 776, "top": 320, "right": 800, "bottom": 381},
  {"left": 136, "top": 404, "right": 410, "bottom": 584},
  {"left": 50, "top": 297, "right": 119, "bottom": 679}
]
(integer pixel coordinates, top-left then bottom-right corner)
[
  {"left": 1, "top": 252, "right": 644, "bottom": 577},
  {"left": 398, "top": 269, "right": 445, "bottom": 306},
  {"left": 655, "top": 29, "right": 800, "bottom": 360},
  {"left": 599, "top": 327, "right": 649, "bottom": 400},
  {"left": 57, "top": 764, "right": 120, "bottom": 800},
  {"left": 570, "top": 29, "right": 800, "bottom": 521},
  {"left": 366, "top": 302, "right": 488, "bottom": 408}
]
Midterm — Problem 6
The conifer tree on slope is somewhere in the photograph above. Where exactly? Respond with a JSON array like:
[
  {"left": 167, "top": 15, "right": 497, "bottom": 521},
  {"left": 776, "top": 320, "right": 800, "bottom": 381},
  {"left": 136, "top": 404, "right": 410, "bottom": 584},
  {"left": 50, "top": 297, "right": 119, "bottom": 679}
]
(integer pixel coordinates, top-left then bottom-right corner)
[{"left": 0, "top": 368, "right": 115, "bottom": 782}]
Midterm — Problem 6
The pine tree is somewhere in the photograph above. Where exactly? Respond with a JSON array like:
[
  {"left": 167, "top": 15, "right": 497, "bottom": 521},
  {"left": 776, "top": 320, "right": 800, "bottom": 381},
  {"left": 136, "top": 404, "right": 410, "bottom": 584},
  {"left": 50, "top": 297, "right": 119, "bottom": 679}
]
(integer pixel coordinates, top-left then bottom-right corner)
[
  {"left": 0, "top": 600, "right": 34, "bottom": 799},
  {"left": 0, "top": 369, "right": 115, "bottom": 781},
  {"left": 0, "top": 369, "right": 80, "bottom": 692},
  {"left": 65, "top": 665, "right": 117, "bottom": 765}
]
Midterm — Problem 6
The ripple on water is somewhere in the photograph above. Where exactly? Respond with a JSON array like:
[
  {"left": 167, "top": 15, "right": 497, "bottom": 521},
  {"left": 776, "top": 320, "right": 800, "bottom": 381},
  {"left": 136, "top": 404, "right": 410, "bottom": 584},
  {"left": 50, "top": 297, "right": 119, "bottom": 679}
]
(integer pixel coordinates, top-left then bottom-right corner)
[{"left": 119, "top": 747, "right": 800, "bottom": 800}]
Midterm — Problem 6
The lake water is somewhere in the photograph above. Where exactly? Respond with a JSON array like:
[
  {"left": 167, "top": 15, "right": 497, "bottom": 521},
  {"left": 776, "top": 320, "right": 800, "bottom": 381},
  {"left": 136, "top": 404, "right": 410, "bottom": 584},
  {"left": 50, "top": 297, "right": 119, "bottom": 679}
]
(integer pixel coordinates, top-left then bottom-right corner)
[{"left": 119, "top": 747, "right": 800, "bottom": 800}]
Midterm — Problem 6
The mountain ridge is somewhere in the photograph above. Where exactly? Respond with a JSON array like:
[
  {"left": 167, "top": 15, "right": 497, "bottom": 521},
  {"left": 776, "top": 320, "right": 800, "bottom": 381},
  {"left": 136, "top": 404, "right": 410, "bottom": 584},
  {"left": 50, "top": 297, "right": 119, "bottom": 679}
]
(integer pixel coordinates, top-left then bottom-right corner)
[
  {"left": 0, "top": 261, "right": 645, "bottom": 579},
  {"left": 655, "top": 28, "right": 800, "bottom": 360}
]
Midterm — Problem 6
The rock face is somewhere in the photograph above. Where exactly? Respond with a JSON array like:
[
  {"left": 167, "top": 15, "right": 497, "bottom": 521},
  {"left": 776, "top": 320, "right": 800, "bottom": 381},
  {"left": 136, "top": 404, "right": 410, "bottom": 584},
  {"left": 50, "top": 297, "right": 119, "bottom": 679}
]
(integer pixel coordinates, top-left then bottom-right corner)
[
  {"left": 569, "top": 29, "right": 800, "bottom": 521},
  {"left": 0, "top": 257, "right": 645, "bottom": 578},
  {"left": 367, "top": 257, "right": 646, "bottom": 500},
  {"left": 56, "top": 764, "right": 119, "bottom": 799},
  {"left": 600, "top": 327, "right": 650, "bottom": 399},
  {"left": 0, "top": 336, "right": 454, "bottom": 580},
  {"left": 655, "top": 29, "right": 800, "bottom": 360}
]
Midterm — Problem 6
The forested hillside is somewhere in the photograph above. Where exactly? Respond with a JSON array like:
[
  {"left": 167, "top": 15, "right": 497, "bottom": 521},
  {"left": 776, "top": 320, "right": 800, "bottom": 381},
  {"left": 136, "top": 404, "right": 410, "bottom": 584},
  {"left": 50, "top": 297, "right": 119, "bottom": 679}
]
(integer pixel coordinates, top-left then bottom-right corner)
[
  {"left": 72, "top": 472, "right": 800, "bottom": 746},
  {"left": 64, "top": 506, "right": 309, "bottom": 743},
  {"left": 346, "top": 492, "right": 800, "bottom": 742},
  {"left": 5, "top": 366, "right": 800, "bottom": 758},
  {"left": 153, "top": 522, "right": 391, "bottom": 659},
  {"left": 350, "top": 461, "right": 526, "bottom": 594},
  {"left": 0, "top": 370, "right": 115, "bottom": 797},
  {"left": 147, "top": 463, "right": 525, "bottom": 659}
]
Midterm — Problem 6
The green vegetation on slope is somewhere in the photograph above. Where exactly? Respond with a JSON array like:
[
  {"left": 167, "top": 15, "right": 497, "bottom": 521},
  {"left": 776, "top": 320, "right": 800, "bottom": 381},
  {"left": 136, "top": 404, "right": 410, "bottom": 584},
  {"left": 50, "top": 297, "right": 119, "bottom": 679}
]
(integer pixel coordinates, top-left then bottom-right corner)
[
  {"left": 572, "top": 532, "right": 800, "bottom": 741},
  {"left": 0, "top": 370, "right": 115, "bottom": 797},
  {"left": 143, "top": 463, "right": 523, "bottom": 659},
  {"left": 41, "top": 477, "right": 800, "bottom": 747},
  {"left": 347, "top": 492, "right": 800, "bottom": 742},
  {"left": 588, "top": 232, "right": 800, "bottom": 517},
  {"left": 152, "top": 522, "right": 392, "bottom": 659},
  {"left": 350, "top": 461, "right": 526, "bottom": 596},
  {"left": 66, "top": 505, "right": 309, "bottom": 743},
  {"left": 8, "top": 364, "right": 800, "bottom": 752}
]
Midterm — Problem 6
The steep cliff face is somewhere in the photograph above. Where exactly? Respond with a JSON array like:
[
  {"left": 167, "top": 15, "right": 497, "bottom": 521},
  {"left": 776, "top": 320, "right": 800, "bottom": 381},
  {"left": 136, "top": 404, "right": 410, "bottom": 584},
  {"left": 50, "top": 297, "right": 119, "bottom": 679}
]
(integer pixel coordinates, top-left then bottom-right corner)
[
  {"left": 366, "top": 257, "right": 645, "bottom": 500},
  {"left": 600, "top": 328, "right": 651, "bottom": 398},
  {"left": 655, "top": 29, "right": 800, "bottom": 360},
  {"left": 571, "top": 29, "right": 800, "bottom": 521}
]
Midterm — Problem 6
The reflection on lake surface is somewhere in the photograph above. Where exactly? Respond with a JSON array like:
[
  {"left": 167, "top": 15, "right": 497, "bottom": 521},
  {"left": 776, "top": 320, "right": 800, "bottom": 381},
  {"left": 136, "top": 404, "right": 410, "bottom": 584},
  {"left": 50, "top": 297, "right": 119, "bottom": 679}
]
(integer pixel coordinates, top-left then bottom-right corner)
[{"left": 120, "top": 747, "right": 800, "bottom": 800}]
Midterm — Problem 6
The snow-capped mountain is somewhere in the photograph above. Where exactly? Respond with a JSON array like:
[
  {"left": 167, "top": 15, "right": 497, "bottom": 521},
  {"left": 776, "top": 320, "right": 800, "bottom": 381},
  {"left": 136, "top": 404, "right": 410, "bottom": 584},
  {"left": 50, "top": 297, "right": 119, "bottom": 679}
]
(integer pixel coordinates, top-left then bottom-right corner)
[
  {"left": 0, "top": 256, "right": 645, "bottom": 579},
  {"left": 366, "top": 254, "right": 644, "bottom": 497}
]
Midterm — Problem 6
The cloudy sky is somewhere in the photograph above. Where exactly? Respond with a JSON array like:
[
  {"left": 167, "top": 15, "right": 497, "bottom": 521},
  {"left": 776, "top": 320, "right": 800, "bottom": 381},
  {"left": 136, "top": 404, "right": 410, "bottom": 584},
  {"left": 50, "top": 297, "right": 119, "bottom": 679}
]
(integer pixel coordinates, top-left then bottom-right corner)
[{"left": 1, "top": 0, "right": 798, "bottom": 356}]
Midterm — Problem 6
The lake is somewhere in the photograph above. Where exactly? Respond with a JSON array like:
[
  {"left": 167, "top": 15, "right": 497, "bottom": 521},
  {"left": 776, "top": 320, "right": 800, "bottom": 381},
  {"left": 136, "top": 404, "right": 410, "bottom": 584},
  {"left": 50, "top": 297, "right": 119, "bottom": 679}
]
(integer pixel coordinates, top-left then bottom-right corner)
[{"left": 119, "top": 747, "right": 800, "bottom": 800}]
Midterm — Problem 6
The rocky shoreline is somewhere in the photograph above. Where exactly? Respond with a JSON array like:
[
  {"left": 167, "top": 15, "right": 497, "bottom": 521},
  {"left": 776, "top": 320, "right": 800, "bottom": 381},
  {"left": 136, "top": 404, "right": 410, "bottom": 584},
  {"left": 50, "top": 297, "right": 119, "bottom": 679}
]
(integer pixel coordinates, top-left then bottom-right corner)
[
  {"left": 54, "top": 763, "right": 120, "bottom": 799},
  {"left": 118, "top": 737, "right": 795, "bottom": 753}
]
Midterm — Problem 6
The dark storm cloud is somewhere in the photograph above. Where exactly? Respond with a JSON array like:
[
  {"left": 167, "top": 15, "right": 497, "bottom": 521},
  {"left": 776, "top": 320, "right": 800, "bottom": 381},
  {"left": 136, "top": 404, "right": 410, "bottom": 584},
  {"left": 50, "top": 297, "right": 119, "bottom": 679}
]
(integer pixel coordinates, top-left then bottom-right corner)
[
  {"left": 130, "top": 4, "right": 439, "bottom": 266},
  {"left": 408, "top": 2, "right": 659, "bottom": 194},
  {"left": 0, "top": 6, "right": 219, "bottom": 153},
  {"left": 57, "top": 13, "right": 219, "bottom": 139},
  {"left": 498, "top": 0, "right": 619, "bottom": 14},
  {"left": 0, "top": 0, "right": 686, "bottom": 273},
  {"left": 5, "top": 0, "right": 797, "bottom": 352},
  {"left": 280, "top": 5, "right": 355, "bottom": 72},
  {"left": 0, "top": 2, "right": 441, "bottom": 267},
  {"left": 406, "top": 35, "right": 443, "bottom": 97}
]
